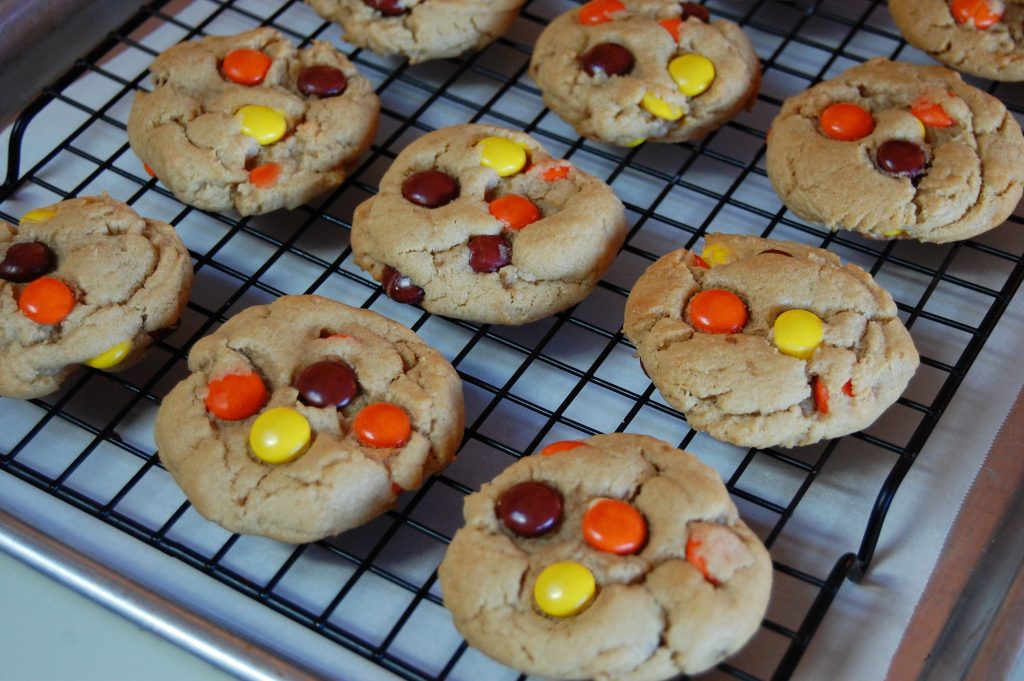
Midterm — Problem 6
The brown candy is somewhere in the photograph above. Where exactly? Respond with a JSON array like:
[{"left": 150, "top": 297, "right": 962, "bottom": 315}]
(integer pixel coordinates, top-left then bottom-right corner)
[
  {"left": 295, "top": 360, "right": 358, "bottom": 409},
  {"left": 468, "top": 235, "right": 512, "bottom": 273},
  {"left": 382, "top": 265, "right": 425, "bottom": 304},
  {"left": 297, "top": 65, "right": 349, "bottom": 98},
  {"left": 401, "top": 170, "right": 459, "bottom": 208},
  {"left": 0, "top": 241, "right": 56, "bottom": 283},
  {"left": 876, "top": 140, "right": 926, "bottom": 178},
  {"left": 496, "top": 481, "right": 563, "bottom": 538},
  {"left": 759, "top": 249, "right": 793, "bottom": 257},
  {"left": 681, "top": 2, "right": 711, "bottom": 22},
  {"left": 580, "top": 43, "right": 635, "bottom": 77},
  {"left": 363, "top": 0, "right": 408, "bottom": 16}
]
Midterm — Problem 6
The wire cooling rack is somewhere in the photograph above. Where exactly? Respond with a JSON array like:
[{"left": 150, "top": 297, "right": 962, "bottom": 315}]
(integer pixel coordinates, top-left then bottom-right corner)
[{"left": 1, "top": 0, "right": 1023, "bottom": 679}]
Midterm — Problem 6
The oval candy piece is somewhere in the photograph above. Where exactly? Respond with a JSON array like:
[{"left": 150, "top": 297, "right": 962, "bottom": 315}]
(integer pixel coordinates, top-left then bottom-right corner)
[
  {"left": 497, "top": 481, "right": 563, "bottom": 537},
  {"left": 382, "top": 265, "right": 425, "bottom": 304},
  {"left": 681, "top": 2, "right": 711, "bottom": 22},
  {"left": 222, "top": 49, "right": 272, "bottom": 86},
  {"left": 249, "top": 162, "right": 282, "bottom": 188},
  {"left": 669, "top": 54, "right": 715, "bottom": 97},
  {"left": 580, "top": 43, "right": 635, "bottom": 77},
  {"left": 641, "top": 92, "right": 683, "bottom": 121},
  {"left": 295, "top": 360, "right": 358, "bottom": 409},
  {"left": 911, "top": 96, "right": 953, "bottom": 128},
  {"left": 773, "top": 309, "right": 824, "bottom": 359},
  {"left": 876, "top": 140, "right": 926, "bottom": 178},
  {"left": 206, "top": 371, "right": 269, "bottom": 421},
  {"left": 951, "top": 0, "right": 1002, "bottom": 28},
  {"left": 237, "top": 105, "right": 287, "bottom": 145},
  {"left": 534, "top": 561, "right": 596, "bottom": 617},
  {"left": 353, "top": 402, "right": 411, "bottom": 448},
  {"left": 297, "top": 65, "right": 349, "bottom": 98},
  {"left": 19, "top": 276, "right": 75, "bottom": 325},
  {"left": 468, "top": 235, "right": 512, "bottom": 273},
  {"left": 477, "top": 137, "right": 528, "bottom": 177},
  {"left": 249, "top": 407, "right": 311, "bottom": 464},
  {"left": 582, "top": 499, "right": 647, "bottom": 554},
  {"left": 578, "top": 0, "right": 626, "bottom": 25},
  {"left": 363, "top": 0, "right": 408, "bottom": 15},
  {"left": 819, "top": 103, "right": 874, "bottom": 141},
  {"left": 85, "top": 341, "right": 131, "bottom": 370},
  {"left": 700, "top": 242, "right": 734, "bottom": 266},
  {"left": 489, "top": 194, "right": 541, "bottom": 230},
  {"left": 0, "top": 241, "right": 56, "bottom": 283},
  {"left": 659, "top": 17, "right": 683, "bottom": 41},
  {"left": 688, "top": 289, "right": 748, "bottom": 334},
  {"left": 539, "top": 440, "right": 584, "bottom": 456},
  {"left": 20, "top": 207, "right": 57, "bottom": 224},
  {"left": 402, "top": 170, "right": 459, "bottom": 208}
]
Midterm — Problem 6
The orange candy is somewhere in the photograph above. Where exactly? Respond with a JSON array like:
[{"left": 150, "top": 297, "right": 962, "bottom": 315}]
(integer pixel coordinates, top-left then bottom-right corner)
[
  {"left": 686, "top": 535, "right": 720, "bottom": 587},
  {"left": 842, "top": 379, "right": 855, "bottom": 397},
  {"left": 819, "top": 103, "right": 875, "bottom": 141},
  {"left": 692, "top": 254, "right": 710, "bottom": 269},
  {"left": 951, "top": 0, "right": 1003, "bottom": 28},
  {"left": 579, "top": 0, "right": 626, "bottom": 25},
  {"left": 911, "top": 97, "right": 953, "bottom": 128},
  {"left": 688, "top": 289, "right": 747, "bottom": 334},
  {"left": 583, "top": 499, "right": 647, "bottom": 554},
  {"left": 540, "top": 440, "right": 584, "bottom": 456},
  {"left": 489, "top": 194, "right": 541, "bottom": 231},
  {"left": 812, "top": 376, "right": 829, "bottom": 414},
  {"left": 205, "top": 371, "right": 268, "bottom": 421},
  {"left": 143, "top": 163, "right": 156, "bottom": 178},
  {"left": 354, "top": 402, "right": 411, "bottom": 448},
  {"left": 222, "top": 49, "right": 273, "bottom": 86},
  {"left": 659, "top": 17, "right": 683, "bottom": 41},
  {"left": 249, "top": 162, "right": 282, "bottom": 188},
  {"left": 19, "top": 276, "right": 75, "bottom": 324},
  {"left": 391, "top": 482, "right": 405, "bottom": 496},
  {"left": 540, "top": 165, "right": 571, "bottom": 181}
]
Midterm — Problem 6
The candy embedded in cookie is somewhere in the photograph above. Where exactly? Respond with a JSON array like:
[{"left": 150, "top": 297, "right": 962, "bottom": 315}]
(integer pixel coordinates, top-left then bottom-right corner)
[
  {"left": 623, "top": 233, "right": 919, "bottom": 449},
  {"left": 530, "top": 0, "right": 761, "bottom": 146},
  {"left": 0, "top": 195, "right": 193, "bottom": 399},
  {"left": 304, "top": 0, "right": 526, "bottom": 64},
  {"left": 155, "top": 295, "right": 465, "bottom": 543},
  {"left": 351, "top": 124, "right": 627, "bottom": 325},
  {"left": 438, "top": 433, "right": 772, "bottom": 679},
  {"left": 127, "top": 27, "right": 380, "bottom": 216},
  {"left": 766, "top": 58, "right": 1024, "bottom": 242}
]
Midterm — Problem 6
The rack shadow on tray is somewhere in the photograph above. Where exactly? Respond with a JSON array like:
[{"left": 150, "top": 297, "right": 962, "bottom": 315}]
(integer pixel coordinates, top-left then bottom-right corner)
[{"left": 1, "top": 0, "right": 1022, "bottom": 680}]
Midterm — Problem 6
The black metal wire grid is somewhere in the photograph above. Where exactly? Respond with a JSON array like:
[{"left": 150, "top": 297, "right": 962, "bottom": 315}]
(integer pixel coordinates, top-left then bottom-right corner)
[{"left": 1, "top": 0, "right": 1022, "bottom": 679}]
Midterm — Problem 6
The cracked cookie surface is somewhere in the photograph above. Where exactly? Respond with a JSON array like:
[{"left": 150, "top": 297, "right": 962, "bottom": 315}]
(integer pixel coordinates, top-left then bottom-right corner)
[
  {"left": 127, "top": 27, "right": 379, "bottom": 216},
  {"left": 765, "top": 58, "right": 1024, "bottom": 243},
  {"left": 155, "top": 294, "right": 465, "bottom": 543},
  {"left": 890, "top": 0, "right": 1024, "bottom": 81},
  {"left": 528, "top": 0, "right": 761, "bottom": 146},
  {"left": 623, "top": 234, "right": 919, "bottom": 449},
  {"left": 0, "top": 195, "right": 193, "bottom": 399},
  {"left": 438, "top": 433, "right": 771, "bottom": 679},
  {"left": 304, "top": 0, "right": 524, "bottom": 64},
  {"left": 350, "top": 124, "right": 628, "bottom": 325}
]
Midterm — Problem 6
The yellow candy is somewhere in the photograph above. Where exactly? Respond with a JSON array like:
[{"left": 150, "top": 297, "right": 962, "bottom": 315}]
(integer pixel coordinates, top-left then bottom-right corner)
[
  {"left": 669, "top": 54, "right": 716, "bottom": 97},
  {"left": 20, "top": 207, "right": 57, "bottom": 224},
  {"left": 249, "top": 407, "right": 311, "bottom": 464},
  {"left": 625, "top": 138, "right": 646, "bottom": 147},
  {"left": 701, "top": 242, "right": 734, "bottom": 266},
  {"left": 237, "top": 105, "right": 287, "bottom": 145},
  {"left": 477, "top": 136, "right": 528, "bottom": 177},
  {"left": 883, "top": 229, "right": 905, "bottom": 237},
  {"left": 534, "top": 561, "right": 596, "bottom": 618},
  {"left": 85, "top": 341, "right": 131, "bottom": 369},
  {"left": 773, "top": 309, "right": 824, "bottom": 360},
  {"left": 641, "top": 92, "right": 684, "bottom": 121},
  {"left": 912, "top": 117, "right": 926, "bottom": 139}
]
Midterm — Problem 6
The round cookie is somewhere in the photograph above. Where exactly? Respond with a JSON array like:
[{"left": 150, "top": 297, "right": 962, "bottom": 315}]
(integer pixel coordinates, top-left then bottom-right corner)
[
  {"left": 304, "top": 0, "right": 524, "bottom": 64},
  {"left": 0, "top": 195, "right": 193, "bottom": 399},
  {"left": 890, "top": 0, "right": 1024, "bottom": 81},
  {"left": 765, "top": 58, "right": 1024, "bottom": 243},
  {"left": 350, "top": 124, "right": 628, "bottom": 325},
  {"left": 154, "top": 295, "right": 464, "bottom": 543},
  {"left": 438, "top": 433, "right": 772, "bottom": 679},
  {"left": 529, "top": 0, "right": 761, "bottom": 146},
  {"left": 127, "top": 27, "right": 379, "bottom": 216},
  {"left": 623, "top": 233, "right": 920, "bottom": 449}
]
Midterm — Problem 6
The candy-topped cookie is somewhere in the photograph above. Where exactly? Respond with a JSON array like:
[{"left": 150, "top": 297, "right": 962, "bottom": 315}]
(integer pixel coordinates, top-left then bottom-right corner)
[
  {"left": 127, "top": 27, "right": 379, "bottom": 216},
  {"left": 0, "top": 195, "right": 193, "bottom": 399},
  {"left": 766, "top": 58, "right": 1024, "bottom": 243},
  {"left": 529, "top": 0, "right": 761, "bottom": 146},
  {"left": 154, "top": 295, "right": 464, "bottom": 543},
  {"left": 304, "top": 0, "right": 524, "bottom": 64},
  {"left": 350, "top": 124, "right": 628, "bottom": 325},
  {"left": 890, "top": 0, "right": 1024, "bottom": 81},
  {"left": 623, "top": 234, "right": 919, "bottom": 449},
  {"left": 438, "top": 433, "right": 771, "bottom": 679}
]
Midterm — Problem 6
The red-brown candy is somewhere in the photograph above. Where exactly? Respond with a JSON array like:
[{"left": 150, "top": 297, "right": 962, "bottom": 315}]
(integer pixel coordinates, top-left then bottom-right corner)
[{"left": 382, "top": 265, "right": 425, "bottom": 304}]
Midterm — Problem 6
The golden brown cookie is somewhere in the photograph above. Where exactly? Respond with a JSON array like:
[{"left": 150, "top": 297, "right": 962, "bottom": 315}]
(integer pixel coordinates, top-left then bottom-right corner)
[
  {"left": 0, "top": 195, "right": 193, "bottom": 399},
  {"left": 127, "top": 27, "right": 379, "bottom": 216},
  {"left": 765, "top": 58, "right": 1024, "bottom": 243},
  {"left": 155, "top": 295, "right": 464, "bottom": 543},
  {"left": 623, "top": 234, "right": 919, "bottom": 449},
  {"left": 350, "top": 124, "right": 627, "bottom": 325},
  {"left": 890, "top": 0, "right": 1024, "bottom": 81},
  {"left": 438, "top": 433, "right": 772, "bottom": 679},
  {"left": 304, "top": 0, "right": 524, "bottom": 64},
  {"left": 529, "top": 0, "right": 761, "bottom": 146}
]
